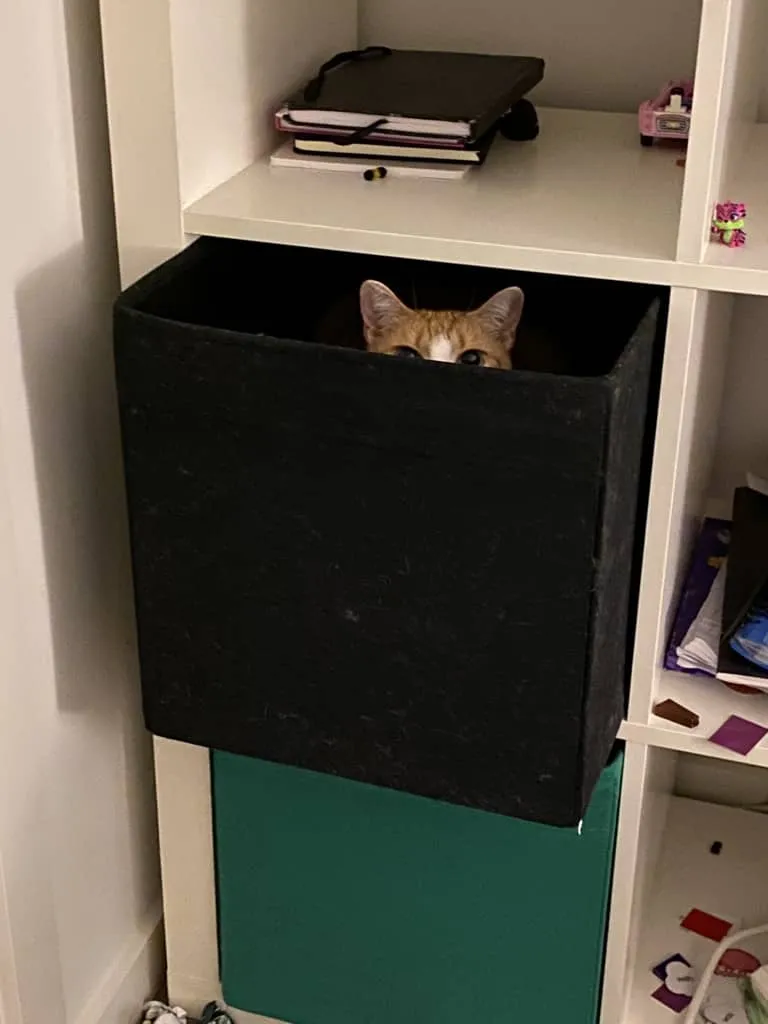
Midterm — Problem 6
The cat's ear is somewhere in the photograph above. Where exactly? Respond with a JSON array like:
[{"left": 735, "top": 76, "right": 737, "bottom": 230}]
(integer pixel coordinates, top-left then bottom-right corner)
[
  {"left": 360, "top": 280, "right": 410, "bottom": 340},
  {"left": 472, "top": 287, "right": 524, "bottom": 350}
]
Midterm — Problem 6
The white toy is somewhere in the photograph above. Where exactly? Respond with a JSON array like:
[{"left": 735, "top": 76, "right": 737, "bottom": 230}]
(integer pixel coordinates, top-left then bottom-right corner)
[
  {"left": 684, "top": 923, "right": 768, "bottom": 1024},
  {"left": 141, "top": 1001, "right": 188, "bottom": 1024}
]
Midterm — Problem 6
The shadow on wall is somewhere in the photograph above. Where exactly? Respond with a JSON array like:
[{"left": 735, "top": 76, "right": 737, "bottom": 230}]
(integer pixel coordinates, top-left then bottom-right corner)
[
  {"left": 14, "top": 0, "right": 130, "bottom": 717},
  {"left": 12, "top": 0, "right": 157, "bottom": 857},
  {"left": 6, "top": 6, "right": 162, "bottom": 1005},
  {"left": 14, "top": 244, "right": 133, "bottom": 716}
]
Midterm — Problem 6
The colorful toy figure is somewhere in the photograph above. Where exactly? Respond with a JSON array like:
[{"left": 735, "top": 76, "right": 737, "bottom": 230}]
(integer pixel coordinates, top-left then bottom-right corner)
[
  {"left": 639, "top": 80, "right": 693, "bottom": 146},
  {"left": 712, "top": 201, "right": 747, "bottom": 247}
]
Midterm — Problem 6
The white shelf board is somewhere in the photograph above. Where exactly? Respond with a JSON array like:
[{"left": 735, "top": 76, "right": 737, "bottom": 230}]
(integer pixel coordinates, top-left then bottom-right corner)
[
  {"left": 184, "top": 108, "right": 687, "bottom": 285},
  {"left": 697, "top": 124, "right": 768, "bottom": 294},
  {"left": 620, "top": 670, "right": 768, "bottom": 768},
  {"left": 627, "top": 796, "right": 768, "bottom": 1024}
]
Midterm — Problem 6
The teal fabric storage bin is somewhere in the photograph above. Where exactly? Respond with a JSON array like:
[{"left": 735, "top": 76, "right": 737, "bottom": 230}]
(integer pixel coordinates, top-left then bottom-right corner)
[{"left": 213, "top": 751, "right": 623, "bottom": 1024}]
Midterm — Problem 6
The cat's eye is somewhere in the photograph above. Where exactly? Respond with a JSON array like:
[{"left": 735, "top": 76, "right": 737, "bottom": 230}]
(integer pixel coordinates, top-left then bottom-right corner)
[
  {"left": 393, "top": 346, "right": 423, "bottom": 359},
  {"left": 458, "top": 349, "right": 485, "bottom": 366}
]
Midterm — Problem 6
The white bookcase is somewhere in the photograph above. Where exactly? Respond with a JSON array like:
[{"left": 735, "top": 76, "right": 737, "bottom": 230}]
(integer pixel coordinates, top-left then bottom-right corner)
[{"left": 99, "top": 1, "right": 768, "bottom": 1020}]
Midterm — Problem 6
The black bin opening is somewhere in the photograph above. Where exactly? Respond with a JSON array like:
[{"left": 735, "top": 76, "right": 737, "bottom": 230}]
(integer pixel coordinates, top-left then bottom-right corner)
[{"left": 135, "top": 238, "right": 656, "bottom": 378}]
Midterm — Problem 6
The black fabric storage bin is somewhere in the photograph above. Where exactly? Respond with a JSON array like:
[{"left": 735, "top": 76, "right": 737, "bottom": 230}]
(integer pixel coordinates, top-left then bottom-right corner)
[{"left": 114, "top": 238, "right": 662, "bottom": 826}]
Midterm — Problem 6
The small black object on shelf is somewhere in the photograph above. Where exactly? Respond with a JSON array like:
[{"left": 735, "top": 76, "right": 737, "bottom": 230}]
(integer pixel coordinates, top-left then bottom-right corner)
[
  {"left": 499, "top": 98, "right": 539, "bottom": 141},
  {"left": 198, "top": 1002, "right": 235, "bottom": 1024}
]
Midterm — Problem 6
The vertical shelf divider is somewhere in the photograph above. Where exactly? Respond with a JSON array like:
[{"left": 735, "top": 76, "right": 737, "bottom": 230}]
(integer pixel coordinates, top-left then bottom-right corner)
[
  {"left": 677, "top": 0, "right": 737, "bottom": 263},
  {"left": 600, "top": 744, "right": 676, "bottom": 1024},
  {"left": 100, "top": 0, "right": 184, "bottom": 285}
]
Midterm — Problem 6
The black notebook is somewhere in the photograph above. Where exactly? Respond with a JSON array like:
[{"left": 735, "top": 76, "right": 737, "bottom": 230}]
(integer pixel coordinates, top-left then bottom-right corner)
[
  {"left": 717, "top": 486, "right": 768, "bottom": 689},
  {"left": 280, "top": 49, "right": 545, "bottom": 142},
  {"left": 292, "top": 128, "right": 498, "bottom": 165}
]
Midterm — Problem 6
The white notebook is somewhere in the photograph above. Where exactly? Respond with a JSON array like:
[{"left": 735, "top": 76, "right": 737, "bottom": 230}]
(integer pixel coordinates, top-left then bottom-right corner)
[
  {"left": 269, "top": 142, "right": 470, "bottom": 180},
  {"left": 676, "top": 561, "right": 727, "bottom": 674},
  {"left": 278, "top": 107, "right": 472, "bottom": 138}
]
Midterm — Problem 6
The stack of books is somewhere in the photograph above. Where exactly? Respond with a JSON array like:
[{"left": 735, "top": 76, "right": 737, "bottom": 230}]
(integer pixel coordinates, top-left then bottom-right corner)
[
  {"left": 665, "top": 485, "right": 768, "bottom": 693},
  {"left": 665, "top": 517, "right": 731, "bottom": 677},
  {"left": 717, "top": 486, "right": 768, "bottom": 691},
  {"left": 273, "top": 48, "right": 544, "bottom": 172}
]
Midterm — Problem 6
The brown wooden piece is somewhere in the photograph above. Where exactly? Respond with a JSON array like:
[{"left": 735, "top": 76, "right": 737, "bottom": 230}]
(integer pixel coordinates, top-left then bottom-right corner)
[{"left": 652, "top": 698, "right": 700, "bottom": 729}]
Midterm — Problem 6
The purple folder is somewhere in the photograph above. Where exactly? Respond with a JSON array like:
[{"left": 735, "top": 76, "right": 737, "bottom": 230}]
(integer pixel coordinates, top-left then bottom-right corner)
[{"left": 664, "top": 517, "right": 731, "bottom": 675}]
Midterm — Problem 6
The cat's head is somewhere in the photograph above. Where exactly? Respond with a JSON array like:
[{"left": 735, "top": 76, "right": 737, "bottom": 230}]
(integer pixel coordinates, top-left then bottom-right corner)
[{"left": 359, "top": 281, "right": 524, "bottom": 370}]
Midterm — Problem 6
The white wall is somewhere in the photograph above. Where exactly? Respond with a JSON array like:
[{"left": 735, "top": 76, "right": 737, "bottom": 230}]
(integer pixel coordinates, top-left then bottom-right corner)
[
  {"left": 0, "top": 1, "right": 162, "bottom": 1023},
  {"left": 170, "top": 0, "right": 358, "bottom": 209},
  {"left": 710, "top": 296, "right": 768, "bottom": 504},
  {"left": 360, "top": 0, "right": 768, "bottom": 120},
  {"left": 360, "top": 0, "right": 704, "bottom": 114}
]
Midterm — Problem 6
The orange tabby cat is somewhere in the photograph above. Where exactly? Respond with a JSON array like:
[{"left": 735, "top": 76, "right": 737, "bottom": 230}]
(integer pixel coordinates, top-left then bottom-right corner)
[{"left": 360, "top": 280, "right": 524, "bottom": 370}]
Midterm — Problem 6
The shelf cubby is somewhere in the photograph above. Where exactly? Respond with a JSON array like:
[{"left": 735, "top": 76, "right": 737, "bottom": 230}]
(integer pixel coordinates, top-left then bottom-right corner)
[
  {"left": 625, "top": 291, "right": 768, "bottom": 768},
  {"left": 628, "top": 787, "right": 768, "bottom": 1024},
  {"left": 106, "top": 0, "right": 721, "bottom": 288},
  {"left": 604, "top": 745, "right": 768, "bottom": 1024}
]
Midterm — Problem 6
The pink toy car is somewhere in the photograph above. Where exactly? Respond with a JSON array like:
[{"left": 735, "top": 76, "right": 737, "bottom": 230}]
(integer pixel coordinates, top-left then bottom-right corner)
[{"left": 638, "top": 80, "right": 693, "bottom": 147}]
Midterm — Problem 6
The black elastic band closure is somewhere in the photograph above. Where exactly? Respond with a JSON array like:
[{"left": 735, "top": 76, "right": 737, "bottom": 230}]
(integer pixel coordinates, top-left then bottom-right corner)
[
  {"left": 303, "top": 46, "right": 393, "bottom": 103},
  {"left": 335, "top": 117, "right": 390, "bottom": 146}
]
